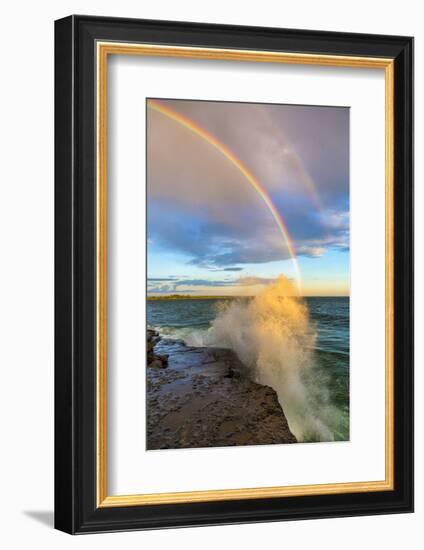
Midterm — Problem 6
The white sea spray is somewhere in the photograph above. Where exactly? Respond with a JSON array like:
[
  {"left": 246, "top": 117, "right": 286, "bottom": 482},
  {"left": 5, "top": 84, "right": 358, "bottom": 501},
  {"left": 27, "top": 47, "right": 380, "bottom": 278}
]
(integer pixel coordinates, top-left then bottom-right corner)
[{"left": 199, "top": 276, "right": 338, "bottom": 442}]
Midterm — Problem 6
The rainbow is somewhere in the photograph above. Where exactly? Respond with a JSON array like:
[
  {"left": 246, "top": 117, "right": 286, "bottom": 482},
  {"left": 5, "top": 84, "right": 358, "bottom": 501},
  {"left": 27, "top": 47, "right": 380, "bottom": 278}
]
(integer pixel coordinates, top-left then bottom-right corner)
[
  {"left": 148, "top": 99, "right": 302, "bottom": 294},
  {"left": 260, "top": 106, "right": 323, "bottom": 212}
]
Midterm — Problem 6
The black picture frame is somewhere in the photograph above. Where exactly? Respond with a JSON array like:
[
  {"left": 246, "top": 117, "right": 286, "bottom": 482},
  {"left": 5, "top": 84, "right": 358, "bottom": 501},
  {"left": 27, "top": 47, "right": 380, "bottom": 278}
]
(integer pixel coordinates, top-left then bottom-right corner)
[{"left": 55, "top": 14, "right": 414, "bottom": 534}]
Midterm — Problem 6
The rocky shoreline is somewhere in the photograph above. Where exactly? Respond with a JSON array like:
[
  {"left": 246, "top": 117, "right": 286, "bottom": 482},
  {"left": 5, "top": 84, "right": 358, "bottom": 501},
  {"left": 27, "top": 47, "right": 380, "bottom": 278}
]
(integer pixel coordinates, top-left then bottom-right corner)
[{"left": 146, "top": 330, "right": 297, "bottom": 449}]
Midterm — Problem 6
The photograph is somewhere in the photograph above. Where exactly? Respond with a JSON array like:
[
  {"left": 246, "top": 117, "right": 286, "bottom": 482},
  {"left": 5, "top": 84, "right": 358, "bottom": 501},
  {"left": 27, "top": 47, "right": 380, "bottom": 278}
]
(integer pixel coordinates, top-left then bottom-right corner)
[
  {"left": 50, "top": 10, "right": 412, "bottom": 536},
  {"left": 146, "top": 98, "right": 350, "bottom": 450}
]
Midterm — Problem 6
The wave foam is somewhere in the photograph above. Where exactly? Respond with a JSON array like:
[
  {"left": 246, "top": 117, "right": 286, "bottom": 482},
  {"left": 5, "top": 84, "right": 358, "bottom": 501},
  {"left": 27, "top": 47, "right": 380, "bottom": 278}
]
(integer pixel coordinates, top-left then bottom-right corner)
[{"left": 201, "top": 276, "right": 338, "bottom": 442}]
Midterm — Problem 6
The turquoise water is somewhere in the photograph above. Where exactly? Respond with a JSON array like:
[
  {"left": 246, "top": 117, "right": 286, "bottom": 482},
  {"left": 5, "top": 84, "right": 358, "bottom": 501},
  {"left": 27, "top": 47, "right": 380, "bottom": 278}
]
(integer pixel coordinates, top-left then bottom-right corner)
[{"left": 147, "top": 297, "right": 349, "bottom": 441}]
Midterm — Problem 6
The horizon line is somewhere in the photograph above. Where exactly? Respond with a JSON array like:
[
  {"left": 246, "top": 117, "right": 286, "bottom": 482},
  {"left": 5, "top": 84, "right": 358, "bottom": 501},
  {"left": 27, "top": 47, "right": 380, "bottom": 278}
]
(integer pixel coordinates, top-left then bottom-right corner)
[{"left": 147, "top": 293, "right": 349, "bottom": 299}]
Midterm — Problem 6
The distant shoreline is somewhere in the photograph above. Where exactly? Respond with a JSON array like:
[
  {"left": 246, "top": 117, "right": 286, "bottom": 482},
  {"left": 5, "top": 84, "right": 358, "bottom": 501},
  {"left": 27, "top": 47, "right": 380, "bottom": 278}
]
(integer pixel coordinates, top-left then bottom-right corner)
[
  {"left": 147, "top": 294, "right": 349, "bottom": 301},
  {"left": 147, "top": 294, "right": 241, "bottom": 301}
]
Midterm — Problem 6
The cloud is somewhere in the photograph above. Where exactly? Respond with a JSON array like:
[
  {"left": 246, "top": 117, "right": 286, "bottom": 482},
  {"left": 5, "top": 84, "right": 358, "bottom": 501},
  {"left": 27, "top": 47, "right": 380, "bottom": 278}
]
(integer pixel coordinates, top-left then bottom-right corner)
[
  {"left": 147, "top": 276, "right": 239, "bottom": 294},
  {"left": 323, "top": 210, "right": 350, "bottom": 230},
  {"left": 238, "top": 276, "right": 276, "bottom": 286},
  {"left": 148, "top": 199, "right": 294, "bottom": 268},
  {"left": 148, "top": 99, "right": 348, "bottom": 204},
  {"left": 206, "top": 266, "right": 244, "bottom": 272},
  {"left": 147, "top": 273, "right": 280, "bottom": 295},
  {"left": 297, "top": 246, "right": 326, "bottom": 258},
  {"left": 147, "top": 100, "right": 349, "bottom": 270},
  {"left": 176, "top": 279, "right": 234, "bottom": 287},
  {"left": 147, "top": 277, "right": 178, "bottom": 282},
  {"left": 187, "top": 242, "right": 291, "bottom": 268},
  {"left": 147, "top": 283, "right": 177, "bottom": 294}
]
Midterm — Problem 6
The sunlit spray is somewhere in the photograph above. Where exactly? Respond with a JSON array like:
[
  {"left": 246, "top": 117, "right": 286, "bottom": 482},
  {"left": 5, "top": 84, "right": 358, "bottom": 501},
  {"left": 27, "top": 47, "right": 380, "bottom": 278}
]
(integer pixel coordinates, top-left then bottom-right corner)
[{"left": 205, "top": 276, "right": 338, "bottom": 442}]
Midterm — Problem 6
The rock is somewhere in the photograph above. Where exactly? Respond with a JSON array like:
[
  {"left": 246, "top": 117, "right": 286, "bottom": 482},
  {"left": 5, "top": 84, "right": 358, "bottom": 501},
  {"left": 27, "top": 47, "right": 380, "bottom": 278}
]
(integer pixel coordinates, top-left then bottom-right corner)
[
  {"left": 147, "top": 330, "right": 169, "bottom": 368},
  {"left": 147, "top": 329, "right": 159, "bottom": 339},
  {"left": 149, "top": 359, "right": 164, "bottom": 369},
  {"left": 156, "top": 354, "right": 169, "bottom": 365},
  {"left": 146, "top": 337, "right": 297, "bottom": 449}
]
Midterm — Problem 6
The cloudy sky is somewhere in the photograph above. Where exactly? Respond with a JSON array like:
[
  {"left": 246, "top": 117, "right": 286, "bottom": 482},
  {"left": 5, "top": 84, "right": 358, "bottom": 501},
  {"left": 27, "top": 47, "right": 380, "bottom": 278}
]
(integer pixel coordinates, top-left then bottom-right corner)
[{"left": 147, "top": 99, "right": 349, "bottom": 296}]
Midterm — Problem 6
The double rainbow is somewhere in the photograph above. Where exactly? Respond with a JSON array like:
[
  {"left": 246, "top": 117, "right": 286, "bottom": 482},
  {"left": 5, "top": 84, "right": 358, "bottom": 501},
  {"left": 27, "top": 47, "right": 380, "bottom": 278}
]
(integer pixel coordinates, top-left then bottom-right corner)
[
  {"left": 260, "top": 106, "right": 322, "bottom": 212},
  {"left": 148, "top": 99, "right": 302, "bottom": 294}
]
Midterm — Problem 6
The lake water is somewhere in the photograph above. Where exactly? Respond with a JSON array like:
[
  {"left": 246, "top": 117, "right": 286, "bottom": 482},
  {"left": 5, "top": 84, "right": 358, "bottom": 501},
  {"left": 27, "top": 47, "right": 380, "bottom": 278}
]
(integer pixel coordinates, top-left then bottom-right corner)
[{"left": 147, "top": 296, "right": 349, "bottom": 442}]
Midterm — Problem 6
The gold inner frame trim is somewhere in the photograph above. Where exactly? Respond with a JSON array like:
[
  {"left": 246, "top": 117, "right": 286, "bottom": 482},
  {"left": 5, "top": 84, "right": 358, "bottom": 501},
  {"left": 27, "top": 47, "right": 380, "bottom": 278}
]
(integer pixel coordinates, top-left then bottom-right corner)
[{"left": 96, "top": 41, "right": 395, "bottom": 508}]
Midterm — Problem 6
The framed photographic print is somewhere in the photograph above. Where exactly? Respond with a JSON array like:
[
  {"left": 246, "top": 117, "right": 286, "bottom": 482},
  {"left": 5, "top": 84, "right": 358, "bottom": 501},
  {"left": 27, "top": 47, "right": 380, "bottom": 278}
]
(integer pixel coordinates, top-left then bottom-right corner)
[{"left": 54, "top": 15, "right": 413, "bottom": 533}]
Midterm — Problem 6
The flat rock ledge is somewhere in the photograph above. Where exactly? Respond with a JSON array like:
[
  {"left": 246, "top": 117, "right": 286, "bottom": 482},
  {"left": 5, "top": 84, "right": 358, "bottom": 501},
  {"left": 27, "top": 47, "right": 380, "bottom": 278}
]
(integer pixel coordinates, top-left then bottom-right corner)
[{"left": 146, "top": 331, "right": 297, "bottom": 450}]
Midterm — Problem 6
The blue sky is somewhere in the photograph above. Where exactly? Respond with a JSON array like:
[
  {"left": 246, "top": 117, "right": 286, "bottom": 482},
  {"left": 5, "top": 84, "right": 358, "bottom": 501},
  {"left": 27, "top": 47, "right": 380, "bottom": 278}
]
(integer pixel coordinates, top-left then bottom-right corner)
[{"left": 147, "top": 99, "right": 349, "bottom": 296}]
